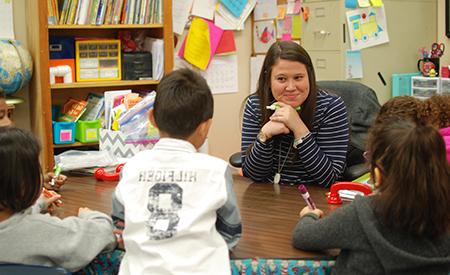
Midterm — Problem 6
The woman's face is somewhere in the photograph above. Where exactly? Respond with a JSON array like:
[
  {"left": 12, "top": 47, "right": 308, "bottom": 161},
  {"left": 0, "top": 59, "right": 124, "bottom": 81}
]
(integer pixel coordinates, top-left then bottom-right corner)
[
  {"left": 0, "top": 99, "right": 12, "bottom": 127},
  {"left": 270, "top": 59, "right": 309, "bottom": 108}
]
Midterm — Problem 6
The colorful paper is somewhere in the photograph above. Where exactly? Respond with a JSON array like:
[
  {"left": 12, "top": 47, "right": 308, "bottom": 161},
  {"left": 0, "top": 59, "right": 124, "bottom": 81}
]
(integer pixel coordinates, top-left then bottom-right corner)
[
  {"left": 346, "top": 7, "right": 389, "bottom": 50},
  {"left": 346, "top": 50, "right": 363, "bottom": 79},
  {"left": 345, "top": 0, "right": 358, "bottom": 8},
  {"left": 216, "top": 30, "right": 237, "bottom": 55},
  {"left": 370, "top": 0, "right": 384, "bottom": 7},
  {"left": 220, "top": 0, "right": 248, "bottom": 18},
  {"left": 178, "top": 18, "right": 224, "bottom": 70},
  {"left": 291, "top": 15, "right": 302, "bottom": 39},
  {"left": 253, "top": 20, "right": 277, "bottom": 54}
]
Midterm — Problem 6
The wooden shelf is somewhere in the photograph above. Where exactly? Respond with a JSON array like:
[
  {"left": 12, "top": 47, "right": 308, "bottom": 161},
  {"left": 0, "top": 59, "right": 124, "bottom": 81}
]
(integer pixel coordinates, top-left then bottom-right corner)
[
  {"left": 51, "top": 80, "right": 160, "bottom": 89},
  {"left": 48, "top": 24, "right": 163, "bottom": 29},
  {"left": 53, "top": 141, "right": 99, "bottom": 149}
]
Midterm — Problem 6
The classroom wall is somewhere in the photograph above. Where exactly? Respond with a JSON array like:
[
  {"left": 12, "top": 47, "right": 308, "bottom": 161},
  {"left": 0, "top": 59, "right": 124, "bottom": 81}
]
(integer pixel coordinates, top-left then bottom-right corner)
[
  {"left": 11, "top": 1, "right": 443, "bottom": 162},
  {"left": 438, "top": 0, "right": 450, "bottom": 65}
]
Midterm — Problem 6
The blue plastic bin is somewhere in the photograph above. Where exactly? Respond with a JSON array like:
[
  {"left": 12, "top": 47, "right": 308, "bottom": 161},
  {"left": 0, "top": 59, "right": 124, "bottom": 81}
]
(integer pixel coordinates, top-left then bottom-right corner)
[{"left": 52, "top": 121, "right": 75, "bottom": 144}]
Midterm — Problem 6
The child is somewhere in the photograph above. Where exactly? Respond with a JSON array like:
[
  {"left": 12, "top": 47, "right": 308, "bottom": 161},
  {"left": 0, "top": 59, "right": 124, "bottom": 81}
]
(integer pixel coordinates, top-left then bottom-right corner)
[
  {"left": 373, "top": 95, "right": 424, "bottom": 125},
  {"left": 292, "top": 120, "right": 450, "bottom": 274},
  {"left": 112, "top": 68, "right": 242, "bottom": 275},
  {"left": 0, "top": 127, "right": 117, "bottom": 272},
  {"left": 0, "top": 91, "right": 67, "bottom": 190},
  {"left": 423, "top": 94, "right": 450, "bottom": 162}
]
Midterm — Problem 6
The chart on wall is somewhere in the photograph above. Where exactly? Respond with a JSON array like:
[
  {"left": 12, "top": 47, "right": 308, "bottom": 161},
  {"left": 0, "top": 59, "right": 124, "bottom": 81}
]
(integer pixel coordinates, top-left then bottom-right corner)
[{"left": 346, "top": 6, "right": 389, "bottom": 50}]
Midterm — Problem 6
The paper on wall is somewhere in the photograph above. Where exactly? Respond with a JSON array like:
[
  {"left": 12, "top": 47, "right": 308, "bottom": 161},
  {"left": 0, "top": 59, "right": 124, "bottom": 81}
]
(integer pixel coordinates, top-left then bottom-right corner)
[
  {"left": 172, "top": 0, "right": 193, "bottom": 35},
  {"left": 178, "top": 18, "right": 224, "bottom": 70},
  {"left": 345, "top": 50, "right": 363, "bottom": 79},
  {"left": 0, "top": 0, "right": 15, "bottom": 39},
  {"left": 191, "top": 0, "right": 217, "bottom": 20},
  {"left": 174, "top": 55, "right": 238, "bottom": 94},
  {"left": 254, "top": 0, "right": 278, "bottom": 21},
  {"left": 346, "top": 7, "right": 389, "bottom": 50},
  {"left": 215, "top": 0, "right": 256, "bottom": 31},
  {"left": 250, "top": 55, "right": 266, "bottom": 94},
  {"left": 253, "top": 20, "right": 276, "bottom": 54}
]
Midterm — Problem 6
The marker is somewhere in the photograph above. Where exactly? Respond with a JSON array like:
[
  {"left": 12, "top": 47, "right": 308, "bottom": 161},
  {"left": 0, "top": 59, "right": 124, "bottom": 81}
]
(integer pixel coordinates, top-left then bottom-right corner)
[
  {"left": 298, "top": 184, "right": 316, "bottom": 210},
  {"left": 50, "top": 164, "right": 62, "bottom": 186},
  {"left": 266, "top": 103, "right": 302, "bottom": 111}
]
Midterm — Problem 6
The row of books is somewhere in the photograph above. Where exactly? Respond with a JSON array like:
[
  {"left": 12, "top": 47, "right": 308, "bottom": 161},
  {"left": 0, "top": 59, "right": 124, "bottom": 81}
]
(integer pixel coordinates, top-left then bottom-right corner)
[{"left": 48, "top": 0, "right": 162, "bottom": 26}]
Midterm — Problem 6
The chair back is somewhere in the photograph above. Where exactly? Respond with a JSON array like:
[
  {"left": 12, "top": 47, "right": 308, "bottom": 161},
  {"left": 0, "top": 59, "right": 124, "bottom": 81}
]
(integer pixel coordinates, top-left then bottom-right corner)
[
  {"left": 318, "top": 80, "right": 381, "bottom": 179},
  {"left": 0, "top": 263, "right": 71, "bottom": 275}
]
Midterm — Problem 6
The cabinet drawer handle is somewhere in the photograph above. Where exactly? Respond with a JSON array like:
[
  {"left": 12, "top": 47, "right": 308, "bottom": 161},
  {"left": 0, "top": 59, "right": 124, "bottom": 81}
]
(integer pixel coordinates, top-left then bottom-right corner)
[{"left": 314, "top": 30, "right": 331, "bottom": 36}]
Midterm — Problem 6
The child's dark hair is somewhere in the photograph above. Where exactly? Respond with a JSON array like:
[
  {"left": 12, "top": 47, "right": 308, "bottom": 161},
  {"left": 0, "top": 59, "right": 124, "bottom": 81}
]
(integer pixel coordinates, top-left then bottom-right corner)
[
  {"left": 367, "top": 120, "right": 450, "bottom": 238},
  {"left": 0, "top": 91, "right": 5, "bottom": 100},
  {"left": 0, "top": 127, "right": 42, "bottom": 212},
  {"left": 154, "top": 68, "right": 213, "bottom": 139}
]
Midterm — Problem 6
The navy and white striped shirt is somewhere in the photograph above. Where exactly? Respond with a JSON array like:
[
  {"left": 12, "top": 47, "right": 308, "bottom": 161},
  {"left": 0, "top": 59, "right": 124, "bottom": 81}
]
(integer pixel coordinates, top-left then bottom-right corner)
[{"left": 241, "top": 90, "right": 349, "bottom": 187}]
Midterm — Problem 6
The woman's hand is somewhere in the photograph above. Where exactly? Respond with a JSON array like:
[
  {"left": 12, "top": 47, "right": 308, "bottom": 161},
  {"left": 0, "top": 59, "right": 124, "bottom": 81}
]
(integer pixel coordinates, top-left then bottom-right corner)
[
  {"left": 299, "top": 206, "right": 323, "bottom": 219},
  {"left": 269, "top": 102, "right": 310, "bottom": 138},
  {"left": 261, "top": 120, "right": 290, "bottom": 139},
  {"left": 43, "top": 172, "right": 67, "bottom": 191}
]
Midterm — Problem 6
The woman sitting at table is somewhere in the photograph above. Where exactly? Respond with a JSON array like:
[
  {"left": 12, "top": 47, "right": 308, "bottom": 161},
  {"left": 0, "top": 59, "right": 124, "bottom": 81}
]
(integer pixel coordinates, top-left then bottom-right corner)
[{"left": 241, "top": 41, "right": 349, "bottom": 187}]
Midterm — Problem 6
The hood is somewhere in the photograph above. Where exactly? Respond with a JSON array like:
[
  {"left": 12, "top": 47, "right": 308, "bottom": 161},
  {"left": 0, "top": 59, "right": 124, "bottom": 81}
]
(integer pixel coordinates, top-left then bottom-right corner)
[{"left": 354, "top": 196, "right": 450, "bottom": 274}]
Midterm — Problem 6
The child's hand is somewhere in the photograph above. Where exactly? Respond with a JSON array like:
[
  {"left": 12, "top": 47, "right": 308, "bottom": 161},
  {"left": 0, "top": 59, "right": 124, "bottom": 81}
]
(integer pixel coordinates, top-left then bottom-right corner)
[
  {"left": 40, "top": 189, "right": 62, "bottom": 214},
  {"left": 43, "top": 172, "right": 67, "bottom": 191},
  {"left": 299, "top": 206, "right": 323, "bottom": 218},
  {"left": 78, "top": 207, "right": 91, "bottom": 215}
]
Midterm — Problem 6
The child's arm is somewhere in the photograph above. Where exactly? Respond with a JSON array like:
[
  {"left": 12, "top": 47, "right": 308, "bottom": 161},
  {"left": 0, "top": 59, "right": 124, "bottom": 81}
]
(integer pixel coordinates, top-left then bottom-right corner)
[
  {"left": 111, "top": 188, "right": 125, "bottom": 250},
  {"left": 216, "top": 167, "right": 242, "bottom": 250},
  {"left": 292, "top": 201, "right": 364, "bottom": 251},
  {"left": 45, "top": 208, "right": 117, "bottom": 272}
]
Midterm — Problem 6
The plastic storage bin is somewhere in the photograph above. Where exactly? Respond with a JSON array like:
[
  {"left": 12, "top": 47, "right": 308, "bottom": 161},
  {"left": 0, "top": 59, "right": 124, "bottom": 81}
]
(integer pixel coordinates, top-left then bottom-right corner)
[
  {"left": 411, "top": 76, "right": 439, "bottom": 98},
  {"left": 440, "top": 78, "right": 450, "bottom": 94},
  {"left": 52, "top": 121, "right": 75, "bottom": 144},
  {"left": 75, "top": 119, "right": 102, "bottom": 143}
]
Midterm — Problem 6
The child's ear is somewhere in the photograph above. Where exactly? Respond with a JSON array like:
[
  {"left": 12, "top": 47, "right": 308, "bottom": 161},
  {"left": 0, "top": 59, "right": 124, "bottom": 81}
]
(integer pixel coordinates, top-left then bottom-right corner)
[
  {"left": 199, "top": 119, "right": 212, "bottom": 138},
  {"left": 149, "top": 110, "right": 158, "bottom": 128},
  {"left": 373, "top": 167, "right": 383, "bottom": 188}
]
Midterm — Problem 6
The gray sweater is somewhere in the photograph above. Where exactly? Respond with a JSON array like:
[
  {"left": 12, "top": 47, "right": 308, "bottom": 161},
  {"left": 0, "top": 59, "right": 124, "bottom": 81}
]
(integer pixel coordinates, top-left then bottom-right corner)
[
  {"left": 293, "top": 196, "right": 450, "bottom": 274},
  {"left": 0, "top": 206, "right": 116, "bottom": 272}
]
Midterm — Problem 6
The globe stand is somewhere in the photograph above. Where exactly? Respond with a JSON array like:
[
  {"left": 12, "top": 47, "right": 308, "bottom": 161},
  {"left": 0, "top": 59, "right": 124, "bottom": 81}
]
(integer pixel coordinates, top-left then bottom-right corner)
[{"left": 5, "top": 95, "right": 24, "bottom": 122}]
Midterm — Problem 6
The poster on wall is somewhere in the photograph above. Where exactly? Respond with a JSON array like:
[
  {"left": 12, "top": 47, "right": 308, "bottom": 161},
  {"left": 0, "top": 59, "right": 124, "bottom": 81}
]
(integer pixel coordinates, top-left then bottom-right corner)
[
  {"left": 346, "top": 6, "right": 389, "bottom": 50},
  {"left": 253, "top": 20, "right": 276, "bottom": 54},
  {"left": 0, "top": 0, "right": 15, "bottom": 39}
]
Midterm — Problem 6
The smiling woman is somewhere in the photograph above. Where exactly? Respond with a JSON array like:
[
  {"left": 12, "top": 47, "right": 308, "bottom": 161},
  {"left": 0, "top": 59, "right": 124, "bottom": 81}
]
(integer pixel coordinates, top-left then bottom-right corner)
[{"left": 240, "top": 41, "right": 349, "bottom": 188}]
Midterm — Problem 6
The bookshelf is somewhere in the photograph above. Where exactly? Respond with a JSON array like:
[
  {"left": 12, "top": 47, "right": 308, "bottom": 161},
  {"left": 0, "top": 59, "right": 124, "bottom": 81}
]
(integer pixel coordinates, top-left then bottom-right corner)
[{"left": 26, "top": 1, "right": 174, "bottom": 172}]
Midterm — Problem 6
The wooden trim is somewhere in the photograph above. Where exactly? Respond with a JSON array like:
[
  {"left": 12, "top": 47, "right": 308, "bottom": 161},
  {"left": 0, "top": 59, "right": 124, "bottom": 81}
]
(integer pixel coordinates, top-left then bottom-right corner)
[
  {"left": 48, "top": 24, "right": 163, "bottom": 29},
  {"left": 163, "top": 0, "right": 174, "bottom": 74},
  {"left": 51, "top": 80, "right": 160, "bottom": 89}
]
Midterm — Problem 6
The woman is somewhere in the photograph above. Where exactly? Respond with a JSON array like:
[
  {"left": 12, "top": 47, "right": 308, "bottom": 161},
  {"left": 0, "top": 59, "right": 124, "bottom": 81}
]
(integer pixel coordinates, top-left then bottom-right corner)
[{"left": 241, "top": 41, "right": 349, "bottom": 187}]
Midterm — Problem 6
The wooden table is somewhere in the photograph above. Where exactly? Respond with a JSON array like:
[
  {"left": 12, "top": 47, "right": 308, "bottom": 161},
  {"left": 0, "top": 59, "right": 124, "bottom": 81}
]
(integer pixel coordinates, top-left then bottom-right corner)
[
  {"left": 231, "top": 176, "right": 339, "bottom": 259},
  {"left": 56, "top": 174, "right": 339, "bottom": 260}
]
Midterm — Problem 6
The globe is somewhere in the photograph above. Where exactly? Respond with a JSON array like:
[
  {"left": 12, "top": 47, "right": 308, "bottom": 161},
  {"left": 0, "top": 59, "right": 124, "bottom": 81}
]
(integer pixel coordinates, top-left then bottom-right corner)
[{"left": 0, "top": 39, "right": 33, "bottom": 95}]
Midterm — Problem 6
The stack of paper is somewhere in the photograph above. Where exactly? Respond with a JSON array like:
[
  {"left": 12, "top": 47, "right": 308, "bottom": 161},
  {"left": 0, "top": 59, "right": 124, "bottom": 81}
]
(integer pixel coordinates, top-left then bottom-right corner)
[{"left": 143, "top": 37, "right": 164, "bottom": 80}]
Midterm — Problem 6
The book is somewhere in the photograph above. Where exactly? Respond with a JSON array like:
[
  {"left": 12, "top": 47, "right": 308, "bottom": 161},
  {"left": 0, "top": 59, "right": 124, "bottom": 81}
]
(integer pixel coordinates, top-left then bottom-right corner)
[
  {"left": 59, "top": 97, "right": 88, "bottom": 122},
  {"left": 79, "top": 93, "right": 105, "bottom": 121}
]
